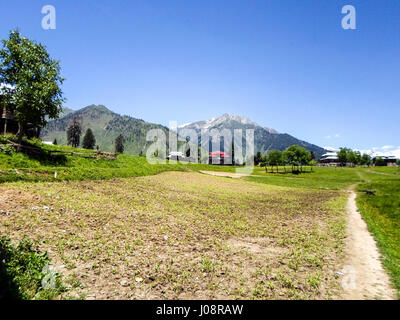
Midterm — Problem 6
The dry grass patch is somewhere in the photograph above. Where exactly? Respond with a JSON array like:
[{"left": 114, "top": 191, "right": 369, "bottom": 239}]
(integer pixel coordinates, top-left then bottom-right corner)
[{"left": 0, "top": 172, "right": 346, "bottom": 299}]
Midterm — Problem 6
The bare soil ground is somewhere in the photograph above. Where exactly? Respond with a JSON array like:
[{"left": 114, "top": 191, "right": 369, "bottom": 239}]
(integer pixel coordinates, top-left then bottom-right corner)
[
  {"left": 199, "top": 170, "right": 251, "bottom": 179},
  {"left": 0, "top": 172, "right": 346, "bottom": 300},
  {"left": 339, "top": 190, "right": 396, "bottom": 300}
]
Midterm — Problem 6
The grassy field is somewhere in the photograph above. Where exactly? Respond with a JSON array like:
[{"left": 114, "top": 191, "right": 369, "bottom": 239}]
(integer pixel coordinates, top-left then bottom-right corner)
[
  {"left": 0, "top": 172, "right": 347, "bottom": 299},
  {"left": 248, "top": 166, "right": 400, "bottom": 298},
  {"left": 0, "top": 135, "right": 237, "bottom": 183},
  {"left": 1, "top": 136, "right": 399, "bottom": 299},
  {"left": 355, "top": 168, "right": 400, "bottom": 298},
  {"left": 248, "top": 166, "right": 362, "bottom": 190}
]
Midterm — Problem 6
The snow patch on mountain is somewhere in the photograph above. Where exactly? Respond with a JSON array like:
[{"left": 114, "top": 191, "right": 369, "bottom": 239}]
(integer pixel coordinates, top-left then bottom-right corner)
[{"left": 178, "top": 113, "right": 279, "bottom": 133}]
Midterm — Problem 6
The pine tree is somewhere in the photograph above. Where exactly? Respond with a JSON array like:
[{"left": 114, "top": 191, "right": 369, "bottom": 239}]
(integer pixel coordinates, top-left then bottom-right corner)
[
  {"left": 66, "top": 118, "right": 82, "bottom": 148},
  {"left": 115, "top": 134, "right": 125, "bottom": 154},
  {"left": 82, "top": 128, "right": 96, "bottom": 149},
  {"left": 53, "top": 138, "right": 57, "bottom": 145}
]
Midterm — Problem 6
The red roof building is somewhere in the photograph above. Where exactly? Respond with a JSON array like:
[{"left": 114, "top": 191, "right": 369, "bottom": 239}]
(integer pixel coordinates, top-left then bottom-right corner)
[{"left": 208, "top": 151, "right": 232, "bottom": 165}]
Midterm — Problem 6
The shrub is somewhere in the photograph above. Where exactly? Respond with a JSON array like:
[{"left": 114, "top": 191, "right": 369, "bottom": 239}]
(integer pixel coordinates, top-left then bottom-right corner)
[
  {"left": 0, "top": 144, "right": 15, "bottom": 155},
  {"left": 0, "top": 236, "right": 66, "bottom": 300}
]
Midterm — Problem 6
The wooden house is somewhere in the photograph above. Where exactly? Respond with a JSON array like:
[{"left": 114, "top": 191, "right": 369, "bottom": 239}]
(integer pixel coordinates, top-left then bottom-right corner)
[
  {"left": 0, "top": 84, "right": 18, "bottom": 135},
  {"left": 0, "top": 84, "right": 41, "bottom": 137}
]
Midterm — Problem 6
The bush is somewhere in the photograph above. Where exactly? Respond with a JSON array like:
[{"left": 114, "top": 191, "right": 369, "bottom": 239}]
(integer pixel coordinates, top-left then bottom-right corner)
[
  {"left": 0, "top": 144, "right": 15, "bottom": 155},
  {"left": 0, "top": 134, "right": 17, "bottom": 144},
  {"left": 0, "top": 236, "right": 66, "bottom": 300}
]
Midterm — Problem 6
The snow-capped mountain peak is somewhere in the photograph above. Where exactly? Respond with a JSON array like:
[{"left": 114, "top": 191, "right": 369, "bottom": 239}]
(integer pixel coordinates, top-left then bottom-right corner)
[{"left": 178, "top": 113, "right": 278, "bottom": 133}]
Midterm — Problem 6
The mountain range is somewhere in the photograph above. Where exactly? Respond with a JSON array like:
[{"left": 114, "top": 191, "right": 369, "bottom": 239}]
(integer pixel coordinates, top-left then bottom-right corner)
[
  {"left": 41, "top": 105, "right": 326, "bottom": 158},
  {"left": 178, "top": 113, "right": 325, "bottom": 158}
]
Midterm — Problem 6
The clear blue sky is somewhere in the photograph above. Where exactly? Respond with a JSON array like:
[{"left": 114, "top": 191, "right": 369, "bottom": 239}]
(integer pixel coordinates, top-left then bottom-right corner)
[{"left": 1, "top": 0, "right": 399, "bottom": 152}]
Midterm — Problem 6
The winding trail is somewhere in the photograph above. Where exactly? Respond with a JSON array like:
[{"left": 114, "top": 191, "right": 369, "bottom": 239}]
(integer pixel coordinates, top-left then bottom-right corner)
[
  {"left": 180, "top": 170, "right": 397, "bottom": 299},
  {"left": 340, "top": 188, "right": 396, "bottom": 299}
]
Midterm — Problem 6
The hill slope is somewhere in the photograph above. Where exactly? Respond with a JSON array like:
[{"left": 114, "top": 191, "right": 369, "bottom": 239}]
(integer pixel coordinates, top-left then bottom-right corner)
[{"left": 41, "top": 105, "right": 169, "bottom": 155}]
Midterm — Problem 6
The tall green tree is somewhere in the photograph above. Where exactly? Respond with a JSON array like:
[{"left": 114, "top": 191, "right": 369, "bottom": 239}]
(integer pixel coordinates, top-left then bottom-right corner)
[
  {"left": 115, "top": 134, "right": 125, "bottom": 154},
  {"left": 0, "top": 30, "right": 64, "bottom": 143},
  {"left": 82, "top": 128, "right": 96, "bottom": 149},
  {"left": 337, "top": 148, "right": 350, "bottom": 166},
  {"left": 354, "top": 151, "right": 361, "bottom": 166},
  {"left": 347, "top": 150, "right": 357, "bottom": 167},
  {"left": 360, "top": 153, "right": 372, "bottom": 166},
  {"left": 342, "top": 149, "right": 361, "bottom": 167},
  {"left": 66, "top": 118, "right": 82, "bottom": 148},
  {"left": 283, "top": 145, "right": 311, "bottom": 172},
  {"left": 260, "top": 155, "right": 267, "bottom": 167},
  {"left": 266, "top": 150, "right": 283, "bottom": 173}
]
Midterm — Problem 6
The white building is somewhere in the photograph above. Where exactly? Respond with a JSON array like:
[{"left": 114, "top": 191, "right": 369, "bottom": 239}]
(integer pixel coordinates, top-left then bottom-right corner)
[{"left": 319, "top": 151, "right": 339, "bottom": 165}]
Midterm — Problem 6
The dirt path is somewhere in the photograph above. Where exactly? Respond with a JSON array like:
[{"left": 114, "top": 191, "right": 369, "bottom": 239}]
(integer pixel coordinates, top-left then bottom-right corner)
[
  {"left": 366, "top": 169, "right": 393, "bottom": 176},
  {"left": 199, "top": 170, "right": 251, "bottom": 179},
  {"left": 340, "top": 189, "right": 396, "bottom": 300}
]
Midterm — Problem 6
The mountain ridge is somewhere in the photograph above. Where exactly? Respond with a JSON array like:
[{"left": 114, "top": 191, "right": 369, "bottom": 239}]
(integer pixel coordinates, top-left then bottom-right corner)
[
  {"left": 179, "top": 113, "right": 279, "bottom": 134},
  {"left": 42, "top": 106, "right": 326, "bottom": 158},
  {"left": 177, "top": 113, "right": 325, "bottom": 158}
]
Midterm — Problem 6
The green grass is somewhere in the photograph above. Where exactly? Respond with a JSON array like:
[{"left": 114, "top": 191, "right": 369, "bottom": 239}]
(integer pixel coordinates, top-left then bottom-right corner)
[
  {"left": 356, "top": 170, "right": 400, "bottom": 298},
  {"left": 0, "top": 135, "right": 239, "bottom": 183},
  {"left": 247, "top": 166, "right": 362, "bottom": 190},
  {"left": 246, "top": 166, "right": 400, "bottom": 298},
  {"left": 2, "top": 135, "right": 400, "bottom": 298},
  {"left": 0, "top": 235, "right": 66, "bottom": 299},
  {"left": 0, "top": 171, "right": 347, "bottom": 299}
]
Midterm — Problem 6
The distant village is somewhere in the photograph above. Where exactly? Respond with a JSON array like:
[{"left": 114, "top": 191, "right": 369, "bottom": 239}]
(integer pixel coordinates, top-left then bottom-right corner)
[{"left": 319, "top": 148, "right": 398, "bottom": 167}]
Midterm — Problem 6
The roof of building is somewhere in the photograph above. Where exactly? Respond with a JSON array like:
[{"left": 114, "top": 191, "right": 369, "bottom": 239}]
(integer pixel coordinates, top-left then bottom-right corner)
[
  {"left": 321, "top": 152, "right": 338, "bottom": 157},
  {"left": 372, "top": 155, "right": 397, "bottom": 160},
  {"left": 168, "top": 151, "right": 185, "bottom": 157},
  {"left": 209, "top": 151, "right": 230, "bottom": 157}
]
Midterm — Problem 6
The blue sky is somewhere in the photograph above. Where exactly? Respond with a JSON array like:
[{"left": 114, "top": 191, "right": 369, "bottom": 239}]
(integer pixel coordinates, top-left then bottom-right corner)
[{"left": 0, "top": 0, "right": 399, "bottom": 153}]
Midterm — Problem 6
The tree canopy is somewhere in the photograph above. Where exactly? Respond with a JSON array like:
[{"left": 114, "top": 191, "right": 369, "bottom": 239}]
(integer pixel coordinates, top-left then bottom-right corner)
[
  {"left": 266, "top": 150, "right": 283, "bottom": 166},
  {"left": 283, "top": 145, "right": 311, "bottom": 167},
  {"left": 337, "top": 148, "right": 370, "bottom": 167},
  {"left": 265, "top": 150, "right": 283, "bottom": 172},
  {"left": 0, "top": 30, "right": 64, "bottom": 141},
  {"left": 360, "top": 153, "right": 372, "bottom": 166},
  {"left": 337, "top": 148, "right": 350, "bottom": 166}
]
